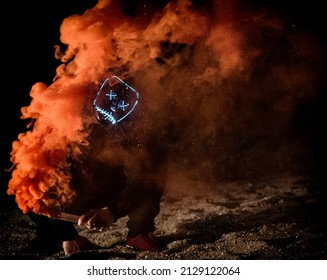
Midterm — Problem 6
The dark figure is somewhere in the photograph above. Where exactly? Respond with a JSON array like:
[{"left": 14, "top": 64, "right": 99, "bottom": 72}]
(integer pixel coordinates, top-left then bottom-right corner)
[
  {"left": 29, "top": 113, "right": 167, "bottom": 254},
  {"left": 28, "top": 76, "right": 168, "bottom": 255}
]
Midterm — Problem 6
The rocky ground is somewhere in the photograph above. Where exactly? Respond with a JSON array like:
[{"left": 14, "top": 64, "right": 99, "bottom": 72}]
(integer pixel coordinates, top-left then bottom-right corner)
[{"left": 0, "top": 174, "right": 326, "bottom": 260}]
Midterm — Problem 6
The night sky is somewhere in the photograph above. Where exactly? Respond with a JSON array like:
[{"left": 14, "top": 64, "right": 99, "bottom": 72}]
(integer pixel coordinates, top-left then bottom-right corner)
[{"left": 1, "top": 0, "right": 326, "bottom": 210}]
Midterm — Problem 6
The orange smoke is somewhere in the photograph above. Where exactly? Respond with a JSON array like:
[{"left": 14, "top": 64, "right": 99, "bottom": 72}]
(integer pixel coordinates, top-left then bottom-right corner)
[
  {"left": 7, "top": 80, "right": 87, "bottom": 216},
  {"left": 7, "top": 0, "right": 324, "bottom": 216}
]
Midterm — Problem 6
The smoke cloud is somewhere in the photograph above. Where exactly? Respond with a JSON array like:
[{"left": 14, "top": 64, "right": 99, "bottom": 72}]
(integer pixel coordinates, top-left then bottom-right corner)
[{"left": 7, "top": 0, "right": 324, "bottom": 215}]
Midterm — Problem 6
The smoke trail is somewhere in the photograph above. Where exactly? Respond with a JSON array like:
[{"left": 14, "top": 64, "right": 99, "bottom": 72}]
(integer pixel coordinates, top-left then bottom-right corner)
[{"left": 7, "top": 0, "right": 324, "bottom": 215}]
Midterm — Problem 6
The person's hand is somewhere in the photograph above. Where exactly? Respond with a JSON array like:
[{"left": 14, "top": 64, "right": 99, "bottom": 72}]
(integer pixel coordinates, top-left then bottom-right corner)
[{"left": 78, "top": 207, "right": 114, "bottom": 231}]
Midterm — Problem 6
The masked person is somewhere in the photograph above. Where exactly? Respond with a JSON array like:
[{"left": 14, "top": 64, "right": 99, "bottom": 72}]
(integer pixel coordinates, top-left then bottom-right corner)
[{"left": 29, "top": 77, "right": 167, "bottom": 255}]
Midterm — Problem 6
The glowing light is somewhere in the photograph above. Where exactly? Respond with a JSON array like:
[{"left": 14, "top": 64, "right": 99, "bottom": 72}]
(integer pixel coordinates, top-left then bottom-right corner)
[
  {"left": 107, "top": 90, "right": 117, "bottom": 100},
  {"left": 94, "top": 106, "right": 117, "bottom": 124},
  {"left": 93, "top": 76, "right": 139, "bottom": 125}
]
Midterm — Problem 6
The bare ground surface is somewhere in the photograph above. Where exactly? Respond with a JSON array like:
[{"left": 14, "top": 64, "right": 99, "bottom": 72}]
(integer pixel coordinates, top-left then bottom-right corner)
[{"left": 1, "top": 175, "right": 326, "bottom": 260}]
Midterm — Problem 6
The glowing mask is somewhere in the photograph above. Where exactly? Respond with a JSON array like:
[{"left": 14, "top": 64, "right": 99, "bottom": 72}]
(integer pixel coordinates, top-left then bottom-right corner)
[{"left": 93, "top": 76, "right": 140, "bottom": 125}]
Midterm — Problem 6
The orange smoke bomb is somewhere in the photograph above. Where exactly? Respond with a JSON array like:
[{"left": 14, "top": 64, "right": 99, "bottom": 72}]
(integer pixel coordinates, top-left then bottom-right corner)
[{"left": 56, "top": 212, "right": 80, "bottom": 223}]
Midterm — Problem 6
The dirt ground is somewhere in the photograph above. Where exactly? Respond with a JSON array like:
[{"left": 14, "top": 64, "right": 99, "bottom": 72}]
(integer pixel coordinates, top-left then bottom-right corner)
[{"left": 0, "top": 174, "right": 326, "bottom": 260}]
